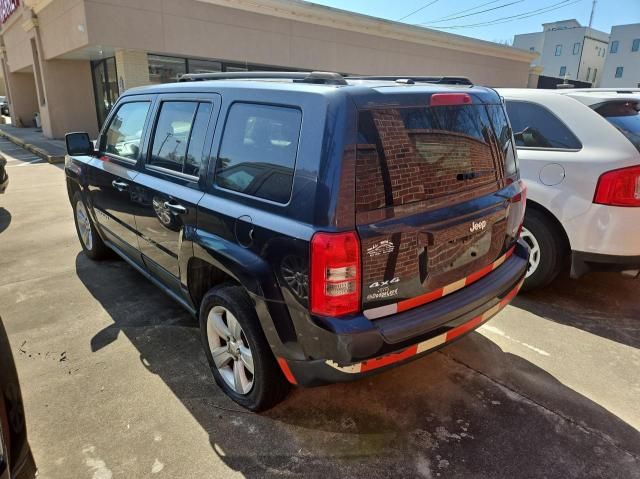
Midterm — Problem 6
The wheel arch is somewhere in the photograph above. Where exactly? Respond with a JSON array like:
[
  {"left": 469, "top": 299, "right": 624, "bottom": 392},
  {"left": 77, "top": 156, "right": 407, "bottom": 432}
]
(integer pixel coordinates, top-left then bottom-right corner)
[{"left": 525, "top": 199, "right": 571, "bottom": 252}]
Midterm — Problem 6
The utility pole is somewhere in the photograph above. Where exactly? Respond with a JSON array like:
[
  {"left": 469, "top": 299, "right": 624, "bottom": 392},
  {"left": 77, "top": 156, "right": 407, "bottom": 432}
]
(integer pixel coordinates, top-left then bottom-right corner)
[{"left": 588, "top": 0, "right": 597, "bottom": 28}]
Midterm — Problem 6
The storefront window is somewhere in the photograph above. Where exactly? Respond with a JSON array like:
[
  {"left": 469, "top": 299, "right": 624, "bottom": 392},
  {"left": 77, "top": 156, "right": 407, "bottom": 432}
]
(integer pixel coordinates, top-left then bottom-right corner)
[
  {"left": 148, "top": 55, "right": 187, "bottom": 84},
  {"left": 91, "top": 57, "right": 119, "bottom": 129},
  {"left": 187, "top": 58, "right": 222, "bottom": 74}
]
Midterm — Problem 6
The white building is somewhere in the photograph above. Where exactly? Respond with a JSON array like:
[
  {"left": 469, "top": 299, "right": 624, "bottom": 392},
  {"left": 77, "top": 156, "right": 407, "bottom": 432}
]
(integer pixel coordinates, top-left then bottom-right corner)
[
  {"left": 601, "top": 23, "right": 640, "bottom": 87},
  {"left": 513, "top": 19, "right": 609, "bottom": 86}
]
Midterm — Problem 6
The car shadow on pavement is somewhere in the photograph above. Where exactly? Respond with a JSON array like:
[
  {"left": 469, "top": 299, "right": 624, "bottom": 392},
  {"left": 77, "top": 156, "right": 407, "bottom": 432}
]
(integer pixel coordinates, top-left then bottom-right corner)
[
  {"left": 0, "top": 207, "right": 11, "bottom": 234},
  {"left": 75, "top": 254, "right": 640, "bottom": 478},
  {"left": 514, "top": 271, "right": 640, "bottom": 348}
]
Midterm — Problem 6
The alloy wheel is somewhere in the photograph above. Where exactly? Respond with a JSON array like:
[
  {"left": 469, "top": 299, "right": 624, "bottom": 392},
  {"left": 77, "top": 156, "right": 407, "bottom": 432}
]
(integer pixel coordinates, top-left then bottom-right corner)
[
  {"left": 76, "top": 200, "right": 93, "bottom": 251},
  {"left": 206, "top": 306, "right": 254, "bottom": 395},
  {"left": 520, "top": 226, "right": 540, "bottom": 278}
]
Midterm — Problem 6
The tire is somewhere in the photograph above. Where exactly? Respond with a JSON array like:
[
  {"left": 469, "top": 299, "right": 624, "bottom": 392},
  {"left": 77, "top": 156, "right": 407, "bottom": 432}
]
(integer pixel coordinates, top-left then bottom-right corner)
[
  {"left": 199, "top": 285, "right": 290, "bottom": 411},
  {"left": 72, "top": 191, "right": 109, "bottom": 260},
  {"left": 520, "top": 208, "right": 566, "bottom": 291}
]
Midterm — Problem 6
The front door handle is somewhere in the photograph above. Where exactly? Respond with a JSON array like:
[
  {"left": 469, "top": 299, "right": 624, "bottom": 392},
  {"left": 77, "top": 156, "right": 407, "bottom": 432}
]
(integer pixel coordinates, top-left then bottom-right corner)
[
  {"left": 111, "top": 180, "right": 129, "bottom": 192},
  {"left": 164, "top": 201, "right": 188, "bottom": 215}
]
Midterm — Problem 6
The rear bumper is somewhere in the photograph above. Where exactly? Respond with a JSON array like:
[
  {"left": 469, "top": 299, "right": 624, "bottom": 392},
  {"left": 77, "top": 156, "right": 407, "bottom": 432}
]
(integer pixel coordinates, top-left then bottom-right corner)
[
  {"left": 282, "top": 239, "right": 529, "bottom": 386},
  {"left": 571, "top": 250, "right": 640, "bottom": 278}
]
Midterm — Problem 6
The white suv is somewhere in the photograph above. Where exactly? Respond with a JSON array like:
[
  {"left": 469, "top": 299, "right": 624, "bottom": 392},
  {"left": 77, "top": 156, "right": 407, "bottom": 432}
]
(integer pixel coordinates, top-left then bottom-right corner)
[{"left": 497, "top": 88, "right": 640, "bottom": 290}]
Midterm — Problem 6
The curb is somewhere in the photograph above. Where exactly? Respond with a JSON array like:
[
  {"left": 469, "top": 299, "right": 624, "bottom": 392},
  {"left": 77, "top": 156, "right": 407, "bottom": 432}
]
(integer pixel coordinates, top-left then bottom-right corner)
[{"left": 0, "top": 129, "right": 65, "bottom": 164}]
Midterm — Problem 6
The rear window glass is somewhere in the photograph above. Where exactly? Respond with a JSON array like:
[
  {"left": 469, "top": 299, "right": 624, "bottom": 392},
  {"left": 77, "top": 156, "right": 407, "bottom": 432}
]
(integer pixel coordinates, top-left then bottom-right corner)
[
  {"left": 505, "top": 100, "right": 581, "bottom": 150},
  {"left": 215, "top": 103, "right": 301, "bottom": 204},
  {"left": 356, "top": 103, "right": 516, "bottom": 212},
  {"left": 593, "top": 100, "right": 640, "bottom": 153}
]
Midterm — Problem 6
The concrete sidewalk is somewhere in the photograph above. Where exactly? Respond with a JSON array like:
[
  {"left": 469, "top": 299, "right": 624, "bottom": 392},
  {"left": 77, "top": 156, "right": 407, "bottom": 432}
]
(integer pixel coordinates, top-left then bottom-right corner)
[{"left": 0, "top": 124, "right": 66, "bottom": 163}]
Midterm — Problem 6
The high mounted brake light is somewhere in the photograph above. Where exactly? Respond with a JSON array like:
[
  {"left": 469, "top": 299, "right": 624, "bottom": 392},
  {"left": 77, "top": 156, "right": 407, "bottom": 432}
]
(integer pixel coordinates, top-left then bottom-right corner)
[
  {"left": 430, "top": 93, "right": 472, "bottom": 107},
  {"left": 594, "top": 165, "right": 640, "bottom": 207},
  {"left": 310, "top": 231, "right": 361, "bottom": 317}
]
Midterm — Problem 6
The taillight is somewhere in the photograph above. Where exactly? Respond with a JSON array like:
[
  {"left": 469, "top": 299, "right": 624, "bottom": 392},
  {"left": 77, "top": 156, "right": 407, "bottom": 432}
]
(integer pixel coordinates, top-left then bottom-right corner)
[
  {"left": 508, "top": 179, "right": 527, "bottom": 238},
  {"left": 430, "top": 93, "right": 472, "bottom": 107},
  {"left": 310, "top": 231, "right": 361, "bottom": 317},
  {"left": 594, "top": 165, "right": 640, "bottom": 207}
]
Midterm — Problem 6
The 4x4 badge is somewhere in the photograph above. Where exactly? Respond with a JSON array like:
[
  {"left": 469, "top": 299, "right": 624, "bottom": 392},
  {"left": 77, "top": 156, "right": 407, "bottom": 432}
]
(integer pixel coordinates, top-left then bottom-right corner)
[{"left": 469, "top": 220, "right": 487, "bottom": 233}]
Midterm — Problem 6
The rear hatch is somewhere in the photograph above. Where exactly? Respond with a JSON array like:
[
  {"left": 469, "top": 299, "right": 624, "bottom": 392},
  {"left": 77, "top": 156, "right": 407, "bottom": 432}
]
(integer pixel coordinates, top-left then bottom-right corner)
[{"left": 355, "top": 88, "right": 525, "bottom": 319}]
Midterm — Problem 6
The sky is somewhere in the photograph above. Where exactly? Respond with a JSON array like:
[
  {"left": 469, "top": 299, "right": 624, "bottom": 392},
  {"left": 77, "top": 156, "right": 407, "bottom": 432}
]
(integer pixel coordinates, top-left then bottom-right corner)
[{"left": 305, "top": 0, "right": 640, "bottom": 44}]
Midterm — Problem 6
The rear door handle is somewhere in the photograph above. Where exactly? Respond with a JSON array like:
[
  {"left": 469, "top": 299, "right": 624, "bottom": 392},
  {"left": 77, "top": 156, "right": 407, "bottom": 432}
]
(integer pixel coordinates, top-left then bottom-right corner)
[
  {"left": 111, "top": 180, "right": 129, "bottom": 191},
  {"left": 164, "top": 201, "right": 188, "bottom": 215}
]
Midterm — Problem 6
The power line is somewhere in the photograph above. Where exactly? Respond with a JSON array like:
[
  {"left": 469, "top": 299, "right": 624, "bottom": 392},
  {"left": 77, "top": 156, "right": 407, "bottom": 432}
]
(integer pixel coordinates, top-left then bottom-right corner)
[
  {"left": 430, "top": 0, "right": 511, "bottom": 22},
  {"left": 397, "top": 0, "right": 440, "bottom": 21},
  {"left": 419, "top": 0, "right": 525, "bottom": 25},
  {"left": 424, "top": 0, "right": 584, "bottom": 29}
]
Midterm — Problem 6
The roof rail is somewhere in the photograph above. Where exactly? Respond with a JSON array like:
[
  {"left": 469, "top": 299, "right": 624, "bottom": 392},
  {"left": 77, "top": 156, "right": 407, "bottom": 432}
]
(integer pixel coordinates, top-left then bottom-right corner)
[
  {"left": 346, "top": 75, "right": 474, "bottom": 86},
  {"left": 178, "top": 71, "right": 348, "bottom": 85}
]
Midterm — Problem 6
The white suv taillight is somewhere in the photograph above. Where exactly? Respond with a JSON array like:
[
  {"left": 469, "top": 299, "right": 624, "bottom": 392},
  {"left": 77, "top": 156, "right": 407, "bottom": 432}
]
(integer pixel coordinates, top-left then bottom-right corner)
[
  {"left": 594, "top": 165, "right": 640, "bottom": 207},
  {"left": 310, "top": 231, "right": 361, "bottom": 317}
]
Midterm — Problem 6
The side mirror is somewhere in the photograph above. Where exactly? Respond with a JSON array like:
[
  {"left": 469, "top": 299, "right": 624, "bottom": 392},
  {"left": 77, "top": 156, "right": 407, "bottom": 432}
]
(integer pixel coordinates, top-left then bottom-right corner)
[{"left": 65, "top": 132, "right": 94, "bottom": 156}]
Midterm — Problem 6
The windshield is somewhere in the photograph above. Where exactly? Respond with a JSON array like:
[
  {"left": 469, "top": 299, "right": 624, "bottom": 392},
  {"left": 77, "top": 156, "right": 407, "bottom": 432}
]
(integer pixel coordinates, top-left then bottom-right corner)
[{"left": 594, "top": 100, "right": 640, "bottom": 152}]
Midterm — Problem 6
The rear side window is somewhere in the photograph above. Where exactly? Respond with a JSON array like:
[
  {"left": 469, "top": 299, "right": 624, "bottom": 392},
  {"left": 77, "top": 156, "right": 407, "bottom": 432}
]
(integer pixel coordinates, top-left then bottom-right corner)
[
  {"left": 505, "top": 101, "right": 581, "bottom": 150},
  {"left": 103, "top": 101, "right": 150, "bottom": 160},
  {"left": 215, "top": 103, "right": 301, "bottom": 203},
  {"left": 149, "top": 101, "right": 213, "bottom": 176},
  {"left": 593, "top": 100, "right": 640, "bottom": 153}
]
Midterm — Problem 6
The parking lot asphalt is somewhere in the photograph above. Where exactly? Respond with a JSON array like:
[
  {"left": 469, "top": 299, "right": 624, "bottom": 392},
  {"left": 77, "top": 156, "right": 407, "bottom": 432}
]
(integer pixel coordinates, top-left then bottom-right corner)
[{"left": 0, "top": 140, "right": 638, "bottom": 478}]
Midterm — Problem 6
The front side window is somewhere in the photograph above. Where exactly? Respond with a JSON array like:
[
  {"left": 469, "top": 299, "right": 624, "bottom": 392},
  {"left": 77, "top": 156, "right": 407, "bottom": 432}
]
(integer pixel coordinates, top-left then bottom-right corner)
[
  {"left": 103, "top": 101, "right": 151, "bottom": 160},
  {"left": 616, "top": 67, "right": 624, "bottom": 78},
  {"left": 559, "top": 66, "right": 567, "bottom": 77},
  {"left": 505, "top": 101, "right": 581, "bottom": 150},
  {"left": 149, "top": 102, "right": 198, "bottom": 172},
  {"left": 633, "top": 39, "right": 640, "bottom": 52},
  {"left": 149, "top": 101, "right": 213, "bottom": 176},
  {"left": 555, "top": 44, "right": 562, "bottom": 56},
  {"left": 610, "top": 41, "right": 619, "bottom": 53},
  {"left": 215, "top": 103, "right": 302, "bottom": 203},
  {"left": 573, "top": 42, "right": 580, "bottom": 55}
]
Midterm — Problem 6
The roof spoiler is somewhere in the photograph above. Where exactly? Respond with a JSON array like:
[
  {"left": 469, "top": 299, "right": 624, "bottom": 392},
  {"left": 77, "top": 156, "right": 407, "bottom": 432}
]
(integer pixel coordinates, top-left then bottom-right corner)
[
  {"left": 345, "top": 76, "right": 474, "bottom": 86},
  {"left": 178, "top": 71, "right": 348, "bottom": 85}
]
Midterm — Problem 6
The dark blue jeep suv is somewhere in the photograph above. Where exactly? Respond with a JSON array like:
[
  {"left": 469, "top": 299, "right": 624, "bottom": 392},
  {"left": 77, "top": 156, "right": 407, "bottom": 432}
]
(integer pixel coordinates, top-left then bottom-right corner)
[{"left": 65, "top": 72, "right": 529, "bottom": 411}]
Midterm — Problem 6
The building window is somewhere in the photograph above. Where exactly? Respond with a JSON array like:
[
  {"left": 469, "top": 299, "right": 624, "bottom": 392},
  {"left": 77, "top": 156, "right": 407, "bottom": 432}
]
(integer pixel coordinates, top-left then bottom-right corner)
[
  {"left": 91, "top": 57, "right": 119, "bottom": 128},
  {"left": 555, "top": 44, "right": 562, "bottom": 56},
  {"left": 187, "top": 58, "right": 222, "bottom": 75},
  {"left": 610, "top": 41, "right": 619, "bottom": 53},
  {"left": 593, "top": 68, "right": 597, "bottom": 82},
  {"left": 148, "top": 55, "right": 187, "bottom": 84},
  {"left": 633, "top": 39, "right": 640, "bottom": 52},
  {"left": 586, "top": 67, "right": 591, "bottom": 81},
  {"left": 573, "top": 42, "right": 580, "bottom": 55},
  {"left": 559, "top": 66, "right": 566, "bottom": 77},
  {"left": 529, "top": 47, "right": 535, "bottom": 52},
  {"left": 615, "top": 67, "right": 624, "bottom": 78}
]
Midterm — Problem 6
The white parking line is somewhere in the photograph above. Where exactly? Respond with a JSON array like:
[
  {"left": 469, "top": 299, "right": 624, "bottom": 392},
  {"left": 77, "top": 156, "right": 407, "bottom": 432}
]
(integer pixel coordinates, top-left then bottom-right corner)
[{"left": 6, "top": 159, "right": 45, "bottom": 167}]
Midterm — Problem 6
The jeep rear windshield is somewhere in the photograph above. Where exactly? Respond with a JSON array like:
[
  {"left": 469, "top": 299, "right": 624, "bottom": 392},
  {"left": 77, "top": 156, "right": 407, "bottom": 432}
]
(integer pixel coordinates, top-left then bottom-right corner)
[
  {"left": 593, "top": 100, "right": 640, "bottom": 153},
  {"left": 356, "top": 103, "right": 516, "bottom": 213}
]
